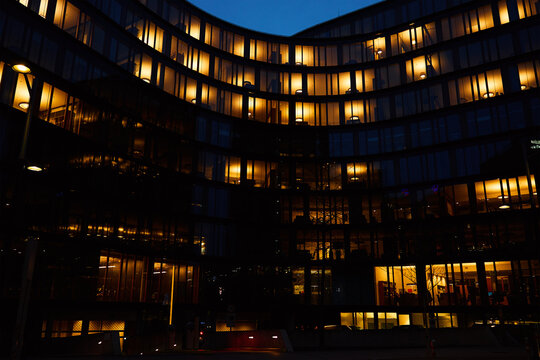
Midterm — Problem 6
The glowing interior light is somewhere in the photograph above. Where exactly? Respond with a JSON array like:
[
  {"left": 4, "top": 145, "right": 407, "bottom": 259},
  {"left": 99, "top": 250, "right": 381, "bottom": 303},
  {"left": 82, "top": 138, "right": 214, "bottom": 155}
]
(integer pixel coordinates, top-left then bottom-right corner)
[
  {"left": 12, "top": 64, "right": 31, "bottom": 73},
  {"left": 482, "top": 92, "right": 495, "bottom": 99},
  {"left": 295, "top": 89, "right": 303, "bottom": 95},
  {"left": 141, "top": 78, "right": 150, "bottom": 83},
  {"left": 349, "top": 116, "right": 359, "bottom": 121},
  {"left": 350, "top": 176, "right": 360, "bottom": 181},
  {"left": 295, "top": 117, "right": 303, "bottom": 123},
  {"left": 26, "top": 165, "right": 43, "bottom": 172},
  {"left": 521, "top": 84, "right": 528, "bottom": 90},
  {"left": 376, "top": 49, "right": 383, "bottom": 55},
  {"left": 272, "top": 335, "right": 278, "bottom": 339},
  {"left": 419, "top": 73, "right": 426, "bottom": 80},
  {"left": 499, "top": 204, "right": 510, "bottom": 209},
  {"left": 248, "top": 336, "right": 254, "bottom": 339},
  {"left": 191, "top": 98, "right": 197, "bottom": 104},
  {"left": 411, "top": 40, "right": 417, "bottom": 45},
  {"left": 295, "top": 62, "right": 303, "bottom": 66},
  {"left": 18, "top": 102, "right": 29, "bottom": 109}
]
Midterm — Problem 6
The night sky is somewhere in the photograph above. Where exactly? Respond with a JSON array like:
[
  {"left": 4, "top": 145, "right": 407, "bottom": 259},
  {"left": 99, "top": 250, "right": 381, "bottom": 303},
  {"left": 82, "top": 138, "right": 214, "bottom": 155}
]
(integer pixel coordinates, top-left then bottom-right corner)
[{"left": 187, "top": 0, "right": 382, "bottom": 36}]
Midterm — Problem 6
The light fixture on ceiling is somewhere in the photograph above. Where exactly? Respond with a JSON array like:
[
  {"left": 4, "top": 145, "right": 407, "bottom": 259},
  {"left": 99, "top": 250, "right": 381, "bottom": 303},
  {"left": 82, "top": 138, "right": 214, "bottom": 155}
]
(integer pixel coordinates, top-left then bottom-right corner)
[
  {"left": 26, "top": 165, "right": 43, "bottom": 172},
  {"left": 12, "top": 64, "right": 31, "bottom": 74}
]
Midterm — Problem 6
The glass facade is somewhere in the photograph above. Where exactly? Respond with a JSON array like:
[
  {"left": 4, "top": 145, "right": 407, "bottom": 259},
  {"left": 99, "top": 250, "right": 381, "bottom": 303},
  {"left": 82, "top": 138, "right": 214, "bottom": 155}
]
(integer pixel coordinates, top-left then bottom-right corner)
[{"left": 1, "top": 0, "right": 540, "bottom": 353}]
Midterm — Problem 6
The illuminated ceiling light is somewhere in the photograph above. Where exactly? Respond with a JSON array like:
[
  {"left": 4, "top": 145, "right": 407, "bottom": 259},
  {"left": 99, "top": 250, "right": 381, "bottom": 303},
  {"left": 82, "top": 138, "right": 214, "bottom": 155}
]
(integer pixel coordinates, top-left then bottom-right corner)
[
  {"left": 295, "top": 89, "right": 303, "bottom": 95},
  {"left": 521, "top": 84, "right": 528, "bottom": 90},
  {"left": 272, "top": 336, "right": 278, "bottom": 339},
  {"left": 349, "top": 115, "right": 359, "bottom": 121},
  {"left": 191, "top": 98, "right": 197, "bottom": 104},
  {"left": 12, "top": 64, "right": 31, "bottom": 73},
  {"left": 18, "top": 102, "right": 29, "bottom": 109},
  {"left": 248, "top": 336, "right": 254, "bottom": 339},
  {"left": 499, "top": 204, "right": 510, "bottom": 209},
  {"left": 411, "top": 40, "right": 417, "bottom": 45},
  {"left": 482, "top": 92, "right": 495, "bottom": 99},
  {"left": 26, "top": 165, "right": 43, "bottom": 172},
  {"left": 295, "top": 117, "right": 303, "bottom": 123},
  {"left": 534, "top": 192, "right": 537, "bottom": 196},
  {"left": 497, "top": 195, "right": 509, "bottom": 199},
  {"left": 346, "top": 88, "right": 353, "bottom": 94},
  {"left": 350, "top": 176, "right": 360, "bottom": 181},
  {"left": 295, "top": 62, "right": 303, "bottom": 66},
  {"left": 141, "top": 77, "right": 150, "bottom": 83},
  {"left": 376, "top": 49, "right": 383, "bottom": 55},
  {"left": 419, "top": 73, "right": 426, "bottom": 80}
]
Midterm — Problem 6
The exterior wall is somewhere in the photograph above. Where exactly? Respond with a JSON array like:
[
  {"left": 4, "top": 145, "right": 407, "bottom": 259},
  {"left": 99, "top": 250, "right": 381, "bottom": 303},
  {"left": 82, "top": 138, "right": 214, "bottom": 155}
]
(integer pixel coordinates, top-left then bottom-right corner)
[{"left": 0, "top": 0, "right": 539, "bottom": 354}]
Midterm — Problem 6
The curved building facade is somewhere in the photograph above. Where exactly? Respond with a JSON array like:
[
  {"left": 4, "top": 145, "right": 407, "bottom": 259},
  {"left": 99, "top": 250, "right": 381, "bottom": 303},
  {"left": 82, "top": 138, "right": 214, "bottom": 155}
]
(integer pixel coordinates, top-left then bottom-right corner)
[{"left": 1, "top": 0, "right": 540, "bottom": 352}]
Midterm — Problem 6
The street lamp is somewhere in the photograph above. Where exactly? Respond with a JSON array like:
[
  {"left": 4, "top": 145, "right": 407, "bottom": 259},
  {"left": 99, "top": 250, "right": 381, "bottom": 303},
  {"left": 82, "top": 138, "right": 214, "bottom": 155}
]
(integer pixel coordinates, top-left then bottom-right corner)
[
  {"left": 10, "top": 62, "right": 41, "bottom": 360},
  {"left": 12, "top": 63, "right": 39, "bottom": 164}
]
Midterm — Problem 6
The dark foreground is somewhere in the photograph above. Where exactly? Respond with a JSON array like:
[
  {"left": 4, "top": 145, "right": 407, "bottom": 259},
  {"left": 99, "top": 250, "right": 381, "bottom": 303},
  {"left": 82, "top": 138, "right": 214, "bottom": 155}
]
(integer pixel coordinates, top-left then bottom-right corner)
[{"left": 20, "top": 346, "right": 529, "bottom": 360}]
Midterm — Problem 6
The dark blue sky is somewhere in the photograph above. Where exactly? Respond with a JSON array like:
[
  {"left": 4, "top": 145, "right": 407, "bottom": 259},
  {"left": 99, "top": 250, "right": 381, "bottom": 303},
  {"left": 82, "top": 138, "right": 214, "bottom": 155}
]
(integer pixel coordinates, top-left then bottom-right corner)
[{"left": 187, "top": 0, "right": 381, "bottom": 36}]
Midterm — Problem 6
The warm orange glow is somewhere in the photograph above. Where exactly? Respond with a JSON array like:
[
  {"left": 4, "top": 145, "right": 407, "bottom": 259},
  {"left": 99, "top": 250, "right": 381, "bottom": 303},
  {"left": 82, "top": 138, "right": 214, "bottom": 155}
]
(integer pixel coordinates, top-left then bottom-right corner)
[
  {"left": 518, "top": 62, "right": 538, "bottom": 90},
  {"left": 169, "top": 265, "right": 175, "bottom": 325},
  {"left": 498, "top": 0, "right": 510, "bottom": 23},
  {"left": 339, "top": 72, "right": 351, "bottom": 94},
  {"left": 12, "top": 64, "right": 31, "bottom": 74},
  {"left": 291, "top": 73, "right": 302, "bottom": 95},
  {"left": 189, "top": 15, "right": 201, "bottom": 40},
  {"left": 138, "top": 54, "right": 152, "bottom": 81},
  {"left": 233, "top": 34, "right": 244, "bottom": 57},
  {"left": 477, "top": 5, "right": 494, "bottom": 30},
  {"left": 373, "top": 37, "right": 386, "bottom": 58},
  {"left": 186, "top": 78, "right": 197, "bottom": 103},
  {"left": 344, "top": 101, "right": 364, "bottom": 122},
  {"left": 13, "top": 74, "right": 32, "bottom": 112},
  {"left": 198, "top": 51, "right": 210, "bottom": 76},
  {"left": 347, "top": 162, "right": 367, "bottom": 179}
]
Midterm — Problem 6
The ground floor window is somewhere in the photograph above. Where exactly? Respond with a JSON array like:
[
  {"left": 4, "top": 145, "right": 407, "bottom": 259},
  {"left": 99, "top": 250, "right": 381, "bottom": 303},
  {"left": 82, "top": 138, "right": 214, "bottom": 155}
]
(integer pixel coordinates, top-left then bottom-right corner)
[
  {"left": 374, "top": 265, "right": 418, "bottom": 306},
  {"left": 425, "top": 263, "right": 479, "bottom": 306},
  {"left": 340, "top": 312, "right": 457, "bottom": 329}
]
